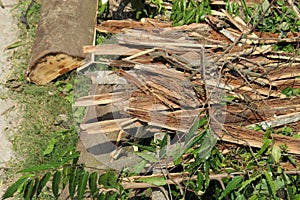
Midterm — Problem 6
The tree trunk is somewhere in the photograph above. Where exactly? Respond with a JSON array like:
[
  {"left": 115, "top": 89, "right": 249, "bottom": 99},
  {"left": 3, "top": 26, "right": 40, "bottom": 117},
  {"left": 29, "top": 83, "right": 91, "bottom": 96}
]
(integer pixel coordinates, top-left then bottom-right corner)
[{"left": 26, "top": 0, "right": 97, "bottom": 85}]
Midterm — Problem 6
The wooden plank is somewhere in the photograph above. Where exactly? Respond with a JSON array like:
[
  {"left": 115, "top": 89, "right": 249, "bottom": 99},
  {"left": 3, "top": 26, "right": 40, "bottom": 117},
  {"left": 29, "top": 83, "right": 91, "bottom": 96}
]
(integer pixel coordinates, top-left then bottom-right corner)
[
  {"left": 83, "top": 44, "right": 142, "bottom": 55},
  {"left": 75, "top": 92, "right": 127, "bottom": 106},
  {"left": 81, "top": 118, "right": 141, "bottom": 133},
  {"left": 222, "top": 125, "right": 300, "bottom": 154}
]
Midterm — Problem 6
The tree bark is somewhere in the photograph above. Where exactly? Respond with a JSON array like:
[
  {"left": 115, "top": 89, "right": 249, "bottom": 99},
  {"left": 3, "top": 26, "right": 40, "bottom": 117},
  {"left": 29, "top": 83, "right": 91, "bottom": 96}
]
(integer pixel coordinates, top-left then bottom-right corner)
[{"left": 26, "top": 0, "right": 97, "bottom": 85}]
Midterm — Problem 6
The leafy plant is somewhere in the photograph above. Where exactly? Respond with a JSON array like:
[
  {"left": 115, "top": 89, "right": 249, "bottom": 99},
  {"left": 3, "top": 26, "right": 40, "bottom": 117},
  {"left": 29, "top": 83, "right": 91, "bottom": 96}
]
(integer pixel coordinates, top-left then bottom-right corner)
[
  {"left": 2, "top": 151, "right": 124, "bottom": 200},
  {"left": 281, "top": 86, "right": 300, "bottom": 97},
  {"left": 171, "top": 0, "right": 211, "bottom": 26},
  {"left": 254, "top": 0, "right": 300, "bottom": 33},
  {"left": 98, "top": 0, "right": 109, "bottom": 18},
  {"left": 98, "top": 0, "right": 165, "bottom": 20},
  {"left": 225, "top": 0, "right": 240, "bottom": 16}
]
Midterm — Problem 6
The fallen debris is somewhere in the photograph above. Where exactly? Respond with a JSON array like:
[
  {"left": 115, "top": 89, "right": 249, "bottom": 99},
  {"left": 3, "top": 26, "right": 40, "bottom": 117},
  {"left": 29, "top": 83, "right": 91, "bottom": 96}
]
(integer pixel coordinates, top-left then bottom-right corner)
[
  {"left": 71, "top": 0, "right": 300, "bottom": 171},
  {"left": 75, "top": 25, "right": 300, "bottom": 169}
]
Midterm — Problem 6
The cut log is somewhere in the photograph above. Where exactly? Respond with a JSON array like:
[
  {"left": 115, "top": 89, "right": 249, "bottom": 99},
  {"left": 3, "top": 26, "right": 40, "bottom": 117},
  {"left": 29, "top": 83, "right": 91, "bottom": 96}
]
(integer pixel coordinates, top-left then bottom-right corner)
[{"left": 26, "top": 0, "right": 98, "bottom": 85}]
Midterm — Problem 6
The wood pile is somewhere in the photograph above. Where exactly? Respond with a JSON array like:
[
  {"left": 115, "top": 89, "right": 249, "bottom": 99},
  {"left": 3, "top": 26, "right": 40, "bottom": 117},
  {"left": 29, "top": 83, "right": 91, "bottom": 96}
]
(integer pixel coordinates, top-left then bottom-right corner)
[{"left": 74, "top": 6, "right": 300, "bottom": 170}]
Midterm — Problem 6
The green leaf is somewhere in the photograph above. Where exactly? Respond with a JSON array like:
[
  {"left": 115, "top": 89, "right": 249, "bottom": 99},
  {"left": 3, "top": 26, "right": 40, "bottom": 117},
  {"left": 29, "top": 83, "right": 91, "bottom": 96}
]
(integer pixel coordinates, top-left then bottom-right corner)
[
  {"left": 18, "top": 150, "right": 78, "bottom": 173},
  {"left": 23, "top": 179, "right": 35, "bottom": 200},
  {"left": 31, "top": 178, "right": 40, "bottom": 199},
  {"left": 220, "top": 176, "right": 243, "bottom": 199},
  {"left": 235, "top": 192, "right": 246, "bottom": 200},
  {"left": 293, "top": 134, "right": 300, "bottom": 139},
  {"left": 185, "top": 118, "right": 204, "bottom": 145},
  {"left": 137, "top": 177, "right": 167, "bottom": 186},
  {"left": 185, "top": 9, "right": 196, "bottom": 24},
  {"left": 273, "top": 176, "right": 285, "bottom": 191},
  {"left": 196, "top": 172, "right": 204, "bottom": 191},
  {"left": 97, "top": 192, "right": 106, "bottom": 200},
  {"left": 36, "top": 172, "right": 51, "bottom": 197},
  {"left": 126, "top": 142, "right": 155, "bottom": 152},
  {"left": 238, "top": 174, "right": 262, "bottom": 192},
  {"left": 89, "top": 172, "right": 98, "bottom": 199},
  {"left": 277, "top": 0, "right": 284, "bottom": 6},
  {"left": 135, "top": 152, "right": 158, "bottom": 163},
  {"left": 106, "top": 192, "right": 118, "bottom": 200},
  {"left": 5, "top": 40, "right": 26, "bottom": 50},
  {"left": 60, "top": 152, "right": 80, "bottom": 165},
  {"left": 293, "top": 88, "right": 300, "bottom": 96},
  {"left": 172, "top": 143, "right": 185, "bottom": 166},
  {"left": 225, "top": 95, "right": 236, "bottom": 102},
  {"left": 2, "top": 174, "right": 33, "bottom": 199},
  {"left": 18, "top": 163, "right": 60, "bottom": 173},
  {"left": 132, "top": 159, "right": 147, "bottom": 174},
  {"left": 287, "top": 155, "right": 297, "bottom": 167},
  {"left": 281, "top": 86, "right": 293, "bottom": 97},
  {"left": 185, "top": 129, "right": 206, "bottom": 152},
  {"left": 69, "top": 168, "right": 81, "bottom": 199},
  {"left": 98, "top": 172, "right": 108, "bottom": 186},
  {"left": 264, "top": 171, "right": 276, "bottom": 197},
  {"left": 256, "top": 138, "right": 271, "bottom": 157},
  {"left": 107, "top": 172, "right": 117, "bottom": 188},
  {"left": 52, "top": 171, "right": 61, "bottom": 199},
  {"left": 43, "top": 138, "right": 57, "bottom": 156},
  {"left": 62, "top": 166, "right": 72, "bottom": 187},
  {"left": 295, "top": 194, "right": 300, "bottom": 200},
  {"left": 204, "top": 161, "right": 210, "bottom": 189},
  {"left": 248, "top": 194, "right": 259, "bottom": 200},
  {"left": 77, "top": 171, "right": 89, "bottom": 200},
  {"left": 271, "top": 145, "right": 281, "bottom": 163},
  {"left": 196, "top": 130, "right": 216, "bottom": 160}
]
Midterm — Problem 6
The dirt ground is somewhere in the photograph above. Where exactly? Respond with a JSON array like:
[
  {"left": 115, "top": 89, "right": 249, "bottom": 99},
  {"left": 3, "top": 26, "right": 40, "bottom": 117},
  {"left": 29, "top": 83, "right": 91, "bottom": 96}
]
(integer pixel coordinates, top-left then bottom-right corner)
[{"left": 0, "top": 0, "right": 19, "bottom": 196}]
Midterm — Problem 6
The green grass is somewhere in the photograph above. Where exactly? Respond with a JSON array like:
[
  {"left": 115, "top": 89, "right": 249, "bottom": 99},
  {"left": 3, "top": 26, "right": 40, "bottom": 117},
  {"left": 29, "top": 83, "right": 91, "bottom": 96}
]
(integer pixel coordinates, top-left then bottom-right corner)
[
  {"left": 4, "top": 2, "right": 79, "bottom": 199},
  {"left": 6, "top": 0, "right": 78, "bottom": 174}
]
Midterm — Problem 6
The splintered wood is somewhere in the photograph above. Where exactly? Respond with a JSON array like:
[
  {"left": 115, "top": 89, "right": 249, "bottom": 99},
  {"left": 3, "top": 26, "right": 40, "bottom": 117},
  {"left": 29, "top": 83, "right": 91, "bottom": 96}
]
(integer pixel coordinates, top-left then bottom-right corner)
[
  {"left": 76, "top": 23, "right": 300, "bottom": 154},
  {"left": 77, "top": 40, "right": 204, "bottom": 135}
]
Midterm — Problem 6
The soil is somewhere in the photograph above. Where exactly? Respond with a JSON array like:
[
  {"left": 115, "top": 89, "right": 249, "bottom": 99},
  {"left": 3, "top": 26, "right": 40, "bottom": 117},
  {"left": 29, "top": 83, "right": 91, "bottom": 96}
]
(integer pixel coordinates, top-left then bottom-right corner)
[{"left": 0, "top": 0, "right": 20, "bottom": 197}]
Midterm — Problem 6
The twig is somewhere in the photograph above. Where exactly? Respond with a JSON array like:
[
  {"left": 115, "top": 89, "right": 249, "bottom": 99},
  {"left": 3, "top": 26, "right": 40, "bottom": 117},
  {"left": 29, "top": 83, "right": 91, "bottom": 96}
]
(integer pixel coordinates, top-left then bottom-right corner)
[
  {"left": 121, "top": 170, "right": 300, "bottom": 189},
  {"left": 246, "top": 112, "right": 300, "bottom": 130},
  {"left": 0, "top": 0, "right": 4, "bottom": 8},
  {"left": 20, "top": 0, "right": 36, "bottom": 29}
]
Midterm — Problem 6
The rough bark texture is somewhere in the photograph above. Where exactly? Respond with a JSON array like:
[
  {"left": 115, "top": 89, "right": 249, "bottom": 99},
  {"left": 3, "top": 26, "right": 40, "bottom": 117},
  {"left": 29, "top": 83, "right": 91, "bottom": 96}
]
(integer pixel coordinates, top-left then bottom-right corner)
[{"left": 26, "top": 0, "right": 97, "bottom": 85}]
